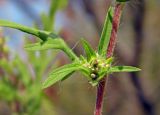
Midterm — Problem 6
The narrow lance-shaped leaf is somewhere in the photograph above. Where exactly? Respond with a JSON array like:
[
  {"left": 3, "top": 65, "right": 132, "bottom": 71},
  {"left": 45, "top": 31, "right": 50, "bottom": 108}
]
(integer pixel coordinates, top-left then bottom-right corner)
[
  {"left": 81, "top": 39, "right": 96, "bottom": 61},
  {"left": 47, "top": 0, "right": 59, "bottom": 31},
  {"left": 24, "top": 39, "right": 64, "bottom": 50},
  {"left": 62, "top": 65, "right": 91, "bottom": 82},
  {"left": 41, "top": 13, "right": 51, "bottom": 31},
  {"left": 0, "top": 20, "right": 56, "bottom": 41},
  {"left": 42, "top": 0, "right": 68, "bottom": 31},
  {"left": 49, "top": 0, "right": 67, "bottom": 22},
  {"left": 25, "top": 38, "right": 78, "bottom": 61},
  {"left": 42, "top": 62, "right": 81, "bottom": 89},
  {"left": 109, "top": 66, "right": 141, "bottom": 73},
  {"left": 0, "top": 20, "right": 78, "bottom": 61},
  {"left": 98, "top": 6, "right": 114, "bottom": 56},
  {"left": 105, "top": 57, "right": 114, "bottom": 64}
]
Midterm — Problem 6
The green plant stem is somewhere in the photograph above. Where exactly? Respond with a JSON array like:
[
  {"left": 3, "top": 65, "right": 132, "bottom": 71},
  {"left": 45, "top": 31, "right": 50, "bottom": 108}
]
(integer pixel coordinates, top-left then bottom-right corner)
[
  {"left": 62, "top": 45, "right": 79, "bottom": 61},
  {"left": 94, "top": 77, "right": 108, "bottom": 115},
  {"left": 94, "top": 3, "right": 124, "bottom": 115},
  {"left": 0, "top": 20, "right": 78, "bottom": 61},
  {"left": 0, "top": 20, "right": 49, "bottom": 41}
]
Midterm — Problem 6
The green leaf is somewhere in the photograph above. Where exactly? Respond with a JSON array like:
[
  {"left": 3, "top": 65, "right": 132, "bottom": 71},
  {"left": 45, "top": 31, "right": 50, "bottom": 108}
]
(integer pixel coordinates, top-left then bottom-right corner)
[
  {"left": 62, "top": 64, "right": 91, "bottom": 81},
  {"left": 109, "top": 66, "right": 141, "bottom": 73},
  {"left": 0, "top": 81, "right": 17, "bottom": 101},
  {"left": 42, "top": 0, "right": 68, "bottom": 31},
  {"left": 41, "top": 13, "right": 51, "bottom": 31},
  {"left": 49, "top": 0, "right": 68, "bottom": 19},
  {"left": 98, "top": 6, "right": 114, "bottom": 57},
  {"left": 42, "top": 62, "right": 81, "bottom": 89},
  {"left": 0, "top": 20, "right": 78, "bottom": 61},
  {"left": 0, "top": 20, "right": 58, "bottom": 41},
  {"left": 57, "top": 0, "right": 68, "bottom": 9},
  {"left": 25, "top": 38, "right": 78, "bottom": 61},
  {"left": 0, "top": 58, "right": 12, "bottom": 72},
  {"left": 13, "top": 56, "right": 31, "bottom": 87},
  {"left": 81, "top": 39, "right": 96, "bottom": 61},
  {"left": 105, "top": 57, "right": 114, "bottom": 64},
  {"left": 25, "top": 38, "right": 65, "bottom": 50}
]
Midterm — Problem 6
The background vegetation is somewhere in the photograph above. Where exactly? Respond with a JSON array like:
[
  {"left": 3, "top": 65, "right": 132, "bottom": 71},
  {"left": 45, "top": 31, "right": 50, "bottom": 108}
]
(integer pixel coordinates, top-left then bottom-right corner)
[{"left": 0, "top": 0, "right": 160, "bottom": 115}]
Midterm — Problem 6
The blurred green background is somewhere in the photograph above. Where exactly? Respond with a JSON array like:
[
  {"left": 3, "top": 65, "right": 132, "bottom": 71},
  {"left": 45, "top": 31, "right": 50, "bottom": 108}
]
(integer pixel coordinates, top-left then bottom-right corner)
[{"left": 0, "top": 0, "right": 160, "bottom": 115}]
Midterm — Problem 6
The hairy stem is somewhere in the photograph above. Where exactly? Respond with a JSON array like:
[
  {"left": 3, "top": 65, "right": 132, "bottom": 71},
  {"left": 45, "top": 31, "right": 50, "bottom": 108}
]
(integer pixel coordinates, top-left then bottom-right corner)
[
  {"left": 107, "top": 3, "right": 124, "bottom": 58},
  {"left": 94, "top": 3, "right": 124, "bottom": 115},
  {"left": 94, "top": 77, "right": 108, "bottom": 115}
]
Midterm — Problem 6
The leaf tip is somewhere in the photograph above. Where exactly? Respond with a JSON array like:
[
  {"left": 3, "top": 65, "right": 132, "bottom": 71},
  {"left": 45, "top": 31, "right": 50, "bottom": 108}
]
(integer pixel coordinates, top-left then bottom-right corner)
[
  {"left": 135, "top": 67, "right": 141, "bottom": 71},
  {"left": 42, "top": 81, "right": 49, "bottom": 89}
]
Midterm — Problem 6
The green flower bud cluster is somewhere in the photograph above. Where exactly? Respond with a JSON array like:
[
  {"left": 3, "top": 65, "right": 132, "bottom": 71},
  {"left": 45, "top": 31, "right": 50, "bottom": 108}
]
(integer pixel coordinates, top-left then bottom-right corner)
[{"left": 82, "top": 54, "right": 113, "bottom": 85}]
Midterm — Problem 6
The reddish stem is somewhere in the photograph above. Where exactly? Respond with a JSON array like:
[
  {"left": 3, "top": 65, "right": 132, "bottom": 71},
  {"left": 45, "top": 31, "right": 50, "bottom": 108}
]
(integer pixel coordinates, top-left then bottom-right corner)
[
  {"left": 107, "top": 3, "right": 124, "bottom": 58},
  {"left": 94, "top": 3, "right": 124, "bottom": 115},
  {"left": 94, "top": 77, "right": 107, "bottom": 115}
]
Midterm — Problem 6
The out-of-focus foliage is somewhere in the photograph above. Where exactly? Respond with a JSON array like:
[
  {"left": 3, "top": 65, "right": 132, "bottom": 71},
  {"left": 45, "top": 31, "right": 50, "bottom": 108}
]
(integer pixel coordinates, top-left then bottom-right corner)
[
  {"left": 0, "top": 0, "right": 160, "bottom": 115},
  {"left": 0, "top": 0, "right": 69, "bottom": 114},
  {"left": 0, "top": 36, "right": 57, "bottom": 114},
  {"left": 41, "top": 0, "right": 68, "bottom": 31}
]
